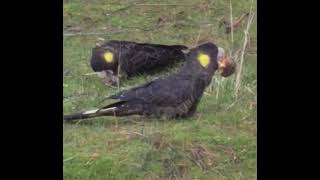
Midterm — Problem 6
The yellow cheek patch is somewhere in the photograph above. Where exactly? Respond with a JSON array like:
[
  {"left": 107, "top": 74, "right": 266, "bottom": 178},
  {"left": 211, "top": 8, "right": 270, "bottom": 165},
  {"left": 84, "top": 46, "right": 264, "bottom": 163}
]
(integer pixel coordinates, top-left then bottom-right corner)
[
  {"left": 198, "top": 53, "right": 210, "bottom": 68},
  {"left": 103, "top": 52, "right": 114, "bottom": 63}
]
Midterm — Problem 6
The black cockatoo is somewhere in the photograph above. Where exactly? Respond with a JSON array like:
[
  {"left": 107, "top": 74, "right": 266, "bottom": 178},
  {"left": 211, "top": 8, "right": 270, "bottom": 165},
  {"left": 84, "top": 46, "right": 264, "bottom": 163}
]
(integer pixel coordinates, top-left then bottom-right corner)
[
  {"left": 90, "top": 40, "right": 188, "bottom": 85},
  {"left": 64, "top": 42, "right": 236, "bottom": 121}
]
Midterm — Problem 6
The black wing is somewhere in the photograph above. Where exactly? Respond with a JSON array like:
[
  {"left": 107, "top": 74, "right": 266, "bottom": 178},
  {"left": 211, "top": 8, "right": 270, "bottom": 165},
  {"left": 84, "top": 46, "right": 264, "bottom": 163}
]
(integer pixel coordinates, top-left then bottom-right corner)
[{"left": 108, "top": 75, "right": 194, "bottom": 107}]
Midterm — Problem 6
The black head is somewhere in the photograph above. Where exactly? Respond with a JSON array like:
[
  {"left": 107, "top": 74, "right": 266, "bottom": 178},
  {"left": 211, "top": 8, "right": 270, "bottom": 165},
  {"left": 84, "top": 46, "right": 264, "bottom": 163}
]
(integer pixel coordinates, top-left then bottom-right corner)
[
  {"left": 90, "top": 44, "right": 119, "bottom": 73},
  {"left": 184, "top": 42, "right": 236, "bottom": 77},
  {"left": 186, "top": 43, "right": 220, "bottom": 75},
  {"left": 90, "top": 44, "right": 120, "bottom": 85}
]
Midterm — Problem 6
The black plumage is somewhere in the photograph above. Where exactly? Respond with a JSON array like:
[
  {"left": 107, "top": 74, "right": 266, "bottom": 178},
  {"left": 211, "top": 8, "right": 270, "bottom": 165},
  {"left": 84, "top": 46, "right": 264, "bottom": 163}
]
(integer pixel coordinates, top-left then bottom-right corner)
[
  {"left": 64, "top": 42, "right": 236, "bottom": 121},
  {"left": 90, "top": 40, "right": 188, "bottom": 85}
]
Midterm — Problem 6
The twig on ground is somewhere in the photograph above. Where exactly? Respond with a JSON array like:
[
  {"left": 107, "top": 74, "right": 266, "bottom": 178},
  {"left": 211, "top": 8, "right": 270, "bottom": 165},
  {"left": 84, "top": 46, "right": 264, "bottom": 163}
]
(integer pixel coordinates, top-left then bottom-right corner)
[
  {"left": 234, "top": 0, "right": 255, "bottom": 98},
  {"left": 230, "top": 0, "right": 234, "bottom": 44}
]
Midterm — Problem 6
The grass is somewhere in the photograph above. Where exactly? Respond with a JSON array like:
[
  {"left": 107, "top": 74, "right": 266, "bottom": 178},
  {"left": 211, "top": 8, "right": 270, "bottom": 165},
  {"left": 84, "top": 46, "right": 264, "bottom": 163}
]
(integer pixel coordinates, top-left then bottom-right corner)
[{"left": 63, "top": 0, "right": 257, "bottom": 179}]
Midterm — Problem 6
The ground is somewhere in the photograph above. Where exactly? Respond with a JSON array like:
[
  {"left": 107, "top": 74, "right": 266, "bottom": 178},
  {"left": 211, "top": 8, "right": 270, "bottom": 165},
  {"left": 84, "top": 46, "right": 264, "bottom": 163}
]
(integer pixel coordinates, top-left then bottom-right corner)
[{"left": 63, "top": 0, "right": 257, "bottom": 179}]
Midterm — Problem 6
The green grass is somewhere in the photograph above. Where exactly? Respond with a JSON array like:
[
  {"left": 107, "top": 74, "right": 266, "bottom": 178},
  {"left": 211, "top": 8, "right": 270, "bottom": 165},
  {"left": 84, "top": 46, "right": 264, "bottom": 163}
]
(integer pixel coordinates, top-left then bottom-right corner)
[{"left": 63, "top": 0, "right": 257, "bottom": 179}]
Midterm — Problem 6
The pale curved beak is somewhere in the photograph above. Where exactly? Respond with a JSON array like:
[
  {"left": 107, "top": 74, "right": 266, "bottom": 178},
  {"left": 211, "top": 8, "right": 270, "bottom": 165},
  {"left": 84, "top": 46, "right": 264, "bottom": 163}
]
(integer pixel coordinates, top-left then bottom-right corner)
[
  {"left": 97, "top": 70, "right": 118, "bottom": 86},
  {"left": 217, "top": 47, "right": 236, "bottom": 77}
]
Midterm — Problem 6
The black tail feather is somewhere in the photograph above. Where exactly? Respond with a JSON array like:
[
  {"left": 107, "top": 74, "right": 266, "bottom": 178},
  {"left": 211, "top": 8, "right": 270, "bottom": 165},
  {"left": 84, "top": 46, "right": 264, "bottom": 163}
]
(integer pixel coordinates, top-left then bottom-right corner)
[
  {"left": 63, "top": 108, "right": 118, "bottom": 121},
  {"left": 63, "top": 101, "right": 141, "bottom": 121},
  {"left": 63, "top": 111, "right": 95, "bottom": 121},
  {"left": 97, "top": 101, "right": 126, "bottom": 112}
]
